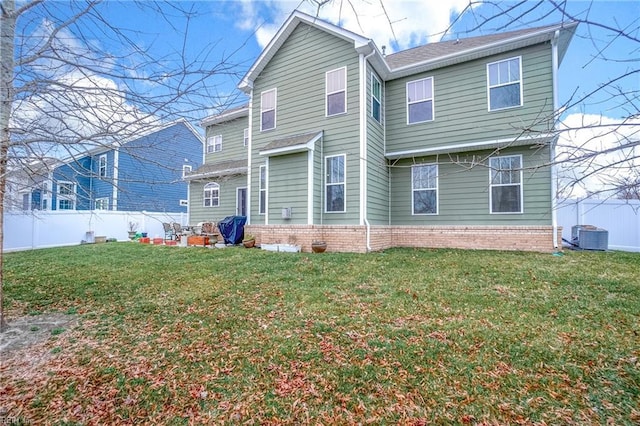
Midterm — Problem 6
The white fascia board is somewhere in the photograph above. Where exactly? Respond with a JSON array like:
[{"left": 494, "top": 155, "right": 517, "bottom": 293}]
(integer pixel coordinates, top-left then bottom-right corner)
[
  {"left": 200, "top": 107, "right": 249, "bottom": 128},
  {"left": 239, "top": 10, "right": 374, "bottom": 93},
  {"left": 183, "top": 167, "right": 248, "bottom": 181},
  {"left": 387, "top": 22, "right": 578, "bottom": 80},
  {"left": 385, "top": 134, "right": 553, "bottom": 159}
]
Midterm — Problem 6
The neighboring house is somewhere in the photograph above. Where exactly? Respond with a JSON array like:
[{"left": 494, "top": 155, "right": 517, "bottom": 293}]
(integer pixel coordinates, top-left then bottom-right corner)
[
  {"left": 31, "top": 119, "right": 203, "bottom": 212},
  {"left": 190, "top": 11, "right": 577, "bottom": 252}
]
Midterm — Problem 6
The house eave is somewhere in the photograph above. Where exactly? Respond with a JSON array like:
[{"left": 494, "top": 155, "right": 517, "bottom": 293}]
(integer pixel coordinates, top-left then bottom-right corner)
[
  {"left": 200, "top": 107, "right": 249, "bottom": 128},
  {"left": 184, "top": 167, "right": 248, "bottom": 181},
  {"left": 259, "top": 131, "right": 323, "bottom": 157},
  {"left": 385, "top": 134, "right": 553, "bottom": 159},
  {"left": 387, "top": 22, "right": 578, "bottom": 80}
]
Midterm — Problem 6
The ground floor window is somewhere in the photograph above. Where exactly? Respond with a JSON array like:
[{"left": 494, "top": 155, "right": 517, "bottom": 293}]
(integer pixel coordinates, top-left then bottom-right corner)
[
  {"left": 325, "top": 154, "right": 345, "bottom": 212},
  {"left": 412, "top": 164, "right": 438, "bottom": 214},
  {"left": 95, "top": 198, "right": 109, "bottom": 210},
  {"left": 204, "top": 182, "right": 220, "bottom": 207},
  {"left": 259, "top": 165, "right": 267, "bottom": 215},
  {"left": 57, "top": 181, "right": 76, "bottom": 210},
  {"left": 489, "top": 155, "right": 523, "bottom": 213}
]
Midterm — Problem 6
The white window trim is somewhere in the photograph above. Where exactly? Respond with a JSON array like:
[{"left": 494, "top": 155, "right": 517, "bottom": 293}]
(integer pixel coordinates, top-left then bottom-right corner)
[
  {"left": 406, "top": 77, "right": 434, "bottom": 125},
  {"left": 182, "top": 164, "right": 192, "bottom": 178},
  {"left": 489, "top": 154, "right": 524, "bottom": 214},
  {"left": 411, "top": 164, "right": 438, "bottom": 215},
  {"left": 325, "top": 154, "right": 346, "bottom": 213},
  {"left": 203, "top": 182, "right": 220, "bottom": 207},
  {"left": 206, "top": 135, "right": 222, "bottom": 153},
  {"left": 326, "top": 67, "right": 347, "bottom": 117},
  {"left": 95, "top": 197, "right": 109, "bottom": 210},
  {"left": 98, "top": 154, "right": 107, "bottom": 178},
  {"left": 57, "top": 181, "right": 76, "bottom": 210},
  {"left": 260, "top": 88, "right": 277, "bottom": 131},
  {"left": 371, "top": 72, "right": 383, "bottom": 125},
  {"left": 243, "top": 128, "right": 249, "bottom": 147},
  {"left": 259, "top": 165, "right": 267, "bottom": 215},
  {"left": 486, "top": 56, "right": 523, "bottom": 112}
]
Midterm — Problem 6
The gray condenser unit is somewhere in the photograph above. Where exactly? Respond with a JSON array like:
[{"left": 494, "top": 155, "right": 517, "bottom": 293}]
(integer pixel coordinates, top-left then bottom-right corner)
[{"left": 571, "top": 225, "right": 608, "bottom": 251}]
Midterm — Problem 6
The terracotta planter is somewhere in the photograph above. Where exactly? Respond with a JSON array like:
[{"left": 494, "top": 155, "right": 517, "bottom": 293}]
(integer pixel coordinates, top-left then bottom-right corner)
[
  {"left": 243, "top": 239, "right": 255, "bottom": 248},
  {"left": 311, "top": 241, "right": 327, "bottom": 253}
]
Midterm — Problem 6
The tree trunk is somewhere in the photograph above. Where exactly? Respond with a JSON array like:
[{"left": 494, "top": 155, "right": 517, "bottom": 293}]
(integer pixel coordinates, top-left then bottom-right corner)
[{"left": 0, "top": 0, "right": 16, "bottom": 331}]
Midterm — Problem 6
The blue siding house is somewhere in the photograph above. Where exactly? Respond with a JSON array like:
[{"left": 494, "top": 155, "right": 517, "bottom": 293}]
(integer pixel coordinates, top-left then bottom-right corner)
[{"left": 49, "top": 120, "right": 202, "bottom": 212}]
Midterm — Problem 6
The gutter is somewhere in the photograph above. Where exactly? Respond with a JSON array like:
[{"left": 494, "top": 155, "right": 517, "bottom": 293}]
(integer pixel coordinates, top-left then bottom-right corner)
[{"left": 551, "top": 30, "right": 560, "bottom": 249}]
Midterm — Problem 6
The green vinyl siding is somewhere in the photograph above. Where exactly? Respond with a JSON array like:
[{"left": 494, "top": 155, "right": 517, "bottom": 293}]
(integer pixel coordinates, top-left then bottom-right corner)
[
  {"left": 189, "top": 174, "right": 247, "bottom": 224},
  {"left": 250, "top": 23, "right": 361, "bottom": 225},
  {"left": 268, "top": 153, "right": 308, "bottom": 224},
  {"left": 205, "top": 117, "right": 248, "bottom": 163},
  {"left": 390, "top": 146, "right": 552, "bottom": 225},
  {"left": 385, "top": 44, "right": 553, "bottom": 155},
  {"left": 366, "top": 67, "right": 390, "bottom": 225}
]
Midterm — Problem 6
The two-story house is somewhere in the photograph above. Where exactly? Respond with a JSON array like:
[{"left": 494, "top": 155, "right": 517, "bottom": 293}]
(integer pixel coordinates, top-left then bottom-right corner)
[
  {"left": 190, "top": 11, "right": 577, "bottom": 252},
  {"left": 43, "top": 119, "right": 202, "bottom": 212}
]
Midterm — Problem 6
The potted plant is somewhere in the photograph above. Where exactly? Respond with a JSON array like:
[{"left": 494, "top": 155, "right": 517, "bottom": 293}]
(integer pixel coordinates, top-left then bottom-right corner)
[
  {"left": 311, "top": 240, "right": 327, "bottom": 253},
  {"left": 242, "top": 234, "right": 256, "bottom": 248},
  {"left": 127, "top": 221, "right": 138, "bottom": 240}
]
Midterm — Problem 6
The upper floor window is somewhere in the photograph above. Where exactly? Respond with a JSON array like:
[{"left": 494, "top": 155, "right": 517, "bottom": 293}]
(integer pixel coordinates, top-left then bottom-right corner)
[
  {"left": 261, "top": 89, "right": 276, "bottom": 131},
  {"left": 98, "top": 154, "right": 107, "bottom": 177},
  {"left": 407, "top": 77, "right": 434, "bottom": 124},
  {"left": 326, "top": 67, "right": 346, "bottom": 116},
  {"left": 203, "top": 182, "right": 220, "bottom": 207},
  {"left": 487, "top": 57, "right": 522, "bottom": 111},
  {"left": 244, "top": 128, "right": 249, "bottom": 147},
  {"left": 182, "top": 164, "right": 192, "bottom": 178},
  {"left": 412, "top": 164, "right": 438, "bottom": 215},
  {"left": 325, "top": 154, "right": 345, "bottom": 212},
  {"left": 259, "top": 165, "right": 267, "bottom": 215},
  {"left": 57, "top": 181, "right": 75, "bottom": 210},
  {"left": 95, "top": 198, "right": 109, "bottom": 210},
  {"left": 371, "top": 73, "right": 382, "bottom": 124},
  {"left": 206, "top": 135, "right": 222, "bottom": 153},
  {"left": 489, "top": 155, "right": 523, "bottom": 213}
]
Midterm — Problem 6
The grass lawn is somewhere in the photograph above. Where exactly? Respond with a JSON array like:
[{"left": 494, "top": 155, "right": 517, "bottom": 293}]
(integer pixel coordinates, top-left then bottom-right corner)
[{"left": 1, "top": 243, "right": 639, "bottom": 424}]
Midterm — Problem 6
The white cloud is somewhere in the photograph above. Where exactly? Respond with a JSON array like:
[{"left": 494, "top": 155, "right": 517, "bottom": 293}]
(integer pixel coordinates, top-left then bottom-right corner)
[
  {"left": 237, "top": 0, "right": 474, "bottom": 51},
  {"left": 556, "top": 113, "right": 640, "bottom": 198}
]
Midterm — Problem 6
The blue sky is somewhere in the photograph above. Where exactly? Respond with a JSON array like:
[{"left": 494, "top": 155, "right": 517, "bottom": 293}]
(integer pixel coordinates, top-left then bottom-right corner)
[{"left": 86, "top": 0, "right": 638, "bottom": 121}]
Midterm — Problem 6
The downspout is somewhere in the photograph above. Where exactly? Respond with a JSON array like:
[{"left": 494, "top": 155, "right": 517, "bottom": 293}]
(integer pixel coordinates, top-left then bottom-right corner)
[
  {"left": 360, "top": 48, "right": 376, "bottom": 252},
  {"left": 551, "top": 30, "right": 560, "bottom": 249},
  {"left": 113, "top": 148, "right": 119, "bottom": 210},
  {"left": 247, "top": 91, "right": 253, "bottom": 224}
]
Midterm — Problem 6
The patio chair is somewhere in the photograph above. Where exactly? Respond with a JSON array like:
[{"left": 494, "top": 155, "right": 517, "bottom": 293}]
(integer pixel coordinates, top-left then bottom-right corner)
[
  {"left": 200, "top": 221, "right": 218, "bottom": 244},
  {"left": 162, "top": 222, "right": 174, "bottom": 241},
  {"left": 171, "top": 222, "right": 184, "bottom": 241}
]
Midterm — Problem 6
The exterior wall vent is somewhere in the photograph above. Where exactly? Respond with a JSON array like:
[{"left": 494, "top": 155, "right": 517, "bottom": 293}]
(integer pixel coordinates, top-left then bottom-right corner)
[
  {"left": 281, "top": 207, "right": 292, "bottom": 219},
  {"left": 572, "top": 225, "right": 608, "bottom": 251}
]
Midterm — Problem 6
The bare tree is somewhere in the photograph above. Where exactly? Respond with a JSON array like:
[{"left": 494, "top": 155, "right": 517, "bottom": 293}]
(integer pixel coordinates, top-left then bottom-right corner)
[{"left": 0, "top": 0, "right": 247, "bottom": 330}]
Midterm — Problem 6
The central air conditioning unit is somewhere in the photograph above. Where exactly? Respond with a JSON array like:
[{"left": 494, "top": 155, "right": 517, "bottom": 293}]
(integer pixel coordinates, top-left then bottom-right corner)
[{"left": 571, "top": 225, "right": 608, "bottom": 251}]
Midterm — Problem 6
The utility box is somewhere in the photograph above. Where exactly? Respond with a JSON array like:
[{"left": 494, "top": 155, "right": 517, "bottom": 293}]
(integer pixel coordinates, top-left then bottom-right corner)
[
  {"left": 282, "top": 207, "right": 292, "bottom": 219},
  {"left": 572, "top": 225, "right": 608, "bottom": 251}
]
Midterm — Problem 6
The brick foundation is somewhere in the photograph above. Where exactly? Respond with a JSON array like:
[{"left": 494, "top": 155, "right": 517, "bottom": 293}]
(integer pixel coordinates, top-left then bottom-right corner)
[{"left": 243, "top": 224, "right": 563, "bottom": 253}]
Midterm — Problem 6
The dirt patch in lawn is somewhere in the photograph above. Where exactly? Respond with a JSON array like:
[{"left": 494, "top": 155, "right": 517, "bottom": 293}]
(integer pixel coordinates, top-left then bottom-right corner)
[{"left": 0, "top": 313, "right": 78, "bottom": 354}]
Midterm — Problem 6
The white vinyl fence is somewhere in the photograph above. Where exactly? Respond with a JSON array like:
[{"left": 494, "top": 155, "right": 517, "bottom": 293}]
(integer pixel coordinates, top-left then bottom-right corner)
[
  {"left": 557, "top": 198, "right": 640, "bottom": 252},
  {"left": 4, "top": 210, "right": 187, "bottom": 252}
]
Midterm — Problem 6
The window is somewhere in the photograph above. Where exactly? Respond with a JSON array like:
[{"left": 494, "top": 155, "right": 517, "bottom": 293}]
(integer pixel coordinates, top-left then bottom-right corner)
[
  {"left": 206, "top": 135, "right": 222, "bottom": 153},
  {"left": 489, "top": 155, "right": 523, "bottom": 213},
  {"left": 412, "top": 164, "right": 438, "bottom": 215},
  {"left": 21, "top": 193, "right": 30, "bottom": 211},
  {"left": 203, "top": 182, "right": 220, "bottom": 207},
  {"left": 182, "top": 164, "right": 192, "bottom": 178},
  {"left": 487, "top": 57, "right": 522, "bottom": 111},
  {"left": 57, "top": 181, "right": 75, "bottom": 210},
  {"left": 98, "top": 154, "right": 107, "bottom": 177},
  {"left": 259, "top": 165, "right": 267, "bottom": 215},
  {"left": 371, "top": 73, "right": 382, "bottom": 123},
  {"left": 244, "top": 128, "right": 249, "bottom": 147},
  {"left": 326, "top": 67, "right": 346, "bottom": 116},
  {"left": 261, "top": 89, "right": 276, "bottom": 131},
  {"left": 407, "top": 77, "right": 434, "bottom": 124},
  {"left": 95, "top": 198, "right": 109, "bottom": 210},
  {"left": 325, "top": 154, "right": 345, "bottom": 212}
]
